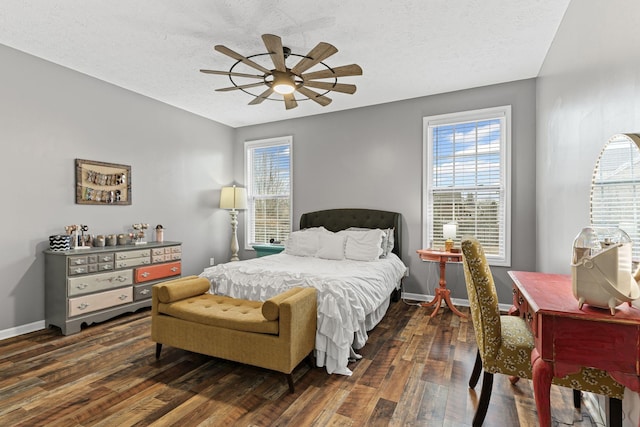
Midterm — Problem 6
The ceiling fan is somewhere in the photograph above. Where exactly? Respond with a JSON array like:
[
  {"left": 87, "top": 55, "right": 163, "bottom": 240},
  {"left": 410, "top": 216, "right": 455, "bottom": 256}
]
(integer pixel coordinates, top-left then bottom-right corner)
[{"left": 200, "top": 34, "right": 363, "bottom": 110}]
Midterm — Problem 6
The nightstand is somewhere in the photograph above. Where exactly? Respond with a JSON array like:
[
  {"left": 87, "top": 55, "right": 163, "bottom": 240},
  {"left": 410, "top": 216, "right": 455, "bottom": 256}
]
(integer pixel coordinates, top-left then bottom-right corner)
[{"left": 252, "top": 244, "right": 285, "bottom": 257}]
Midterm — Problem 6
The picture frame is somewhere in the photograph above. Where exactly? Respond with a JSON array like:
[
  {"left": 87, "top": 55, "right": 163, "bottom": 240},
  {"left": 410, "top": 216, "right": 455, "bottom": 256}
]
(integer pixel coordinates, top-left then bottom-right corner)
[{"left": 75, "top": 159, "right": 131, "bottom": 205}]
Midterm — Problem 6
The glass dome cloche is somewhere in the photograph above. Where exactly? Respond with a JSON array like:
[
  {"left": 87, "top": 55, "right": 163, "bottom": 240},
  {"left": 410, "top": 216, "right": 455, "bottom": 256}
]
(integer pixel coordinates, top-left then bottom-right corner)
[{"left": 571, "top": 227, "right": 640, "bottom": 315}]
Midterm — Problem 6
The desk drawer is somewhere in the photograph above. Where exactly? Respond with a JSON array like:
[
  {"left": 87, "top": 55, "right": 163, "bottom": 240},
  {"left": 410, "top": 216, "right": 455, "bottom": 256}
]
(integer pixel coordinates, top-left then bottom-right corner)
[{"left": 512, "top": 285, "right": 537, "bottom": 335}]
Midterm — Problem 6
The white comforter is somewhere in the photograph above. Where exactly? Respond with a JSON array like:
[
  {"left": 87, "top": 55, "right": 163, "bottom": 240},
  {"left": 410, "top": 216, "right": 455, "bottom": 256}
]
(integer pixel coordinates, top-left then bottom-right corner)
[{"left": 199, "top": 253, "right": 407, "bottom": 375}]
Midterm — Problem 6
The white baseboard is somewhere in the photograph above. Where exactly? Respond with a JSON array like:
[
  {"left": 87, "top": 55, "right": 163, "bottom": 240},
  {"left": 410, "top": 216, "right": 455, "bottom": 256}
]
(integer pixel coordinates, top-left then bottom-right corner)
[
  {"left": 401, "top": 291, "right": 512, "bottom": 313},
  {"left": 0, "top": 320, "right": 46, "bottom": 341}
]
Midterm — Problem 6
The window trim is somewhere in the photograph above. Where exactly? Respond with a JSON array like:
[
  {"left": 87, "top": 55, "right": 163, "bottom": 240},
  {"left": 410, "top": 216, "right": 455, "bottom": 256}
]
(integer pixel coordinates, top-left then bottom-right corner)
[
  {"left": 244, "top": 135, "right": 293, "bottom": 250},
  {"left": 422, "top": 105, "right": 512, "bottom": 266}
]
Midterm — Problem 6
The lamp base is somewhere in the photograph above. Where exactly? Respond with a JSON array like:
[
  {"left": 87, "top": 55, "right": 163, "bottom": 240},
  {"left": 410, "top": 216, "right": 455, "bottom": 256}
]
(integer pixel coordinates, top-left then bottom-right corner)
[{"left": 445, "top": 239, "right": 454, "bottom": 252}]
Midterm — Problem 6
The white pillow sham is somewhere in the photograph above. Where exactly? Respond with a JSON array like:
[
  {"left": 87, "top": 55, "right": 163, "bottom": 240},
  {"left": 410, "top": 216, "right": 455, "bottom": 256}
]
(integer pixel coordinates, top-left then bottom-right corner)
[
  {"left": 316, "top": 233, "right": 346, "bottom": 260},
  {"left": 346, "top": 227, "right": 395, "bottom": 258},
  {"left": 339, "top": 229, "right": 384, "bottom": 261},
  {"left": 284, "top": 230, "right": 320, "bottom": 257}
]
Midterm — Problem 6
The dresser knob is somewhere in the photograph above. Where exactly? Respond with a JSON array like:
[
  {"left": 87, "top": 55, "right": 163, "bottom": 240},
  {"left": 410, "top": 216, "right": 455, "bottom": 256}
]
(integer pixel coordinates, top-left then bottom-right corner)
[
  {"left": 119, "top": 295, "right": 128, "bottom": 300},
  {"left": 117, "top": 276, "right": 127, "bottom": 282},
  {"left": 518, "top": 296, "right": 524, "bottom": 305},
  {"left": 74, "top": 268, "right": 85, "bottom": 274},
  {"left": 76, "top": 283, "right": 88, "bottom": 290},
  {"left": 171, "top": 267, "right": 178, "bottom": 272},
  {"left": 140, "top": 289, "right": 150, "bottom": 295},
  {"left": 77, "top": 303, "right": 89, "bottom": 310}
]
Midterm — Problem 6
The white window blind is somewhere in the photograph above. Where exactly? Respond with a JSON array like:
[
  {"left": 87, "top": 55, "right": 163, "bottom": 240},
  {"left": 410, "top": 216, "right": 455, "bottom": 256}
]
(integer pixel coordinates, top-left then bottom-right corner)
[
  {"left": 591, "top": 134, "right": 640, "bottom": 260},
  {"left": 423, "top": 106, "right": 511, "bottom": 266},
  {"left": 245, "top": 136, "right": 292, "bottom": 247}
]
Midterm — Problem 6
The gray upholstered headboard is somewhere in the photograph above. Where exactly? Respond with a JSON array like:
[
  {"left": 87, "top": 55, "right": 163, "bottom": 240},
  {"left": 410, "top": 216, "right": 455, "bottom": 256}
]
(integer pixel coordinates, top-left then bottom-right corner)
[{"left": 299, "top": 208, "right": 402, "bottom": 259}]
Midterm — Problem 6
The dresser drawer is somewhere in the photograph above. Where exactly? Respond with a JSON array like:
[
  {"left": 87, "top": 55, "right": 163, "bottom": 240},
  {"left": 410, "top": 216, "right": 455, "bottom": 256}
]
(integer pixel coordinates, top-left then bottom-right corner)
[
  {"left": 68, "top": 255, "right": 89, "bottom": 267},
  {"left": 152, "top": 248, "right": 166, "bottom": 256},
  {"left": 68, "top": 264, "right": 91, "bottom": 276},
  {"left": 96, "top": 253, "right": 115, "bottom": 263},
  {"left": 134, "top": 261, "right": 181, "bottom": 283},
  {"left": 134, "top": 283, "right": 154, "bottom": 301},
  {"left": 115, "top": 249, "right": 151, "bottom": 260},
  {"left": 68, "top": 287, "right": 133, "bottom": 317},
  {"left": 116, "top": 258, "right": 151, "bottom": 269},
  {"left": 68, "top": 270, "right": 133, "bottom": 296}
]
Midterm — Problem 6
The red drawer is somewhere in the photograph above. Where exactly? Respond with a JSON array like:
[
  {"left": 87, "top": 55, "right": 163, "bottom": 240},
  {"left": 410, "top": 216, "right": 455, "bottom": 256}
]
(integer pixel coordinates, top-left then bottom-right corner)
[{"left": 134, "top": 261, "right": 181, "bottom": 283}]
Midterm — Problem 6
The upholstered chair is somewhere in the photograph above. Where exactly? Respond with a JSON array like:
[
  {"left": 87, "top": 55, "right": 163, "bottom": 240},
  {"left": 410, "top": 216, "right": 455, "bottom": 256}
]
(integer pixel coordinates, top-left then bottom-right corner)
[{"left": 460, "top": 238, "right": 624, "bottom": 427}]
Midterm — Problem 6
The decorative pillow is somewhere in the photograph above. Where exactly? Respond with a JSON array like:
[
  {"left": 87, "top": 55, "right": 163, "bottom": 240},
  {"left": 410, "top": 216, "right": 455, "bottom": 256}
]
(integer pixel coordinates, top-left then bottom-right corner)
[
  {"left": 284, "top": 231, "right": 320, "bottom": 257},
  {"left": 316, "top": 233, "right": 346, "bottom": 260},
  {"left": 339, "top": 229, "right": 384, "bottom": 261}
]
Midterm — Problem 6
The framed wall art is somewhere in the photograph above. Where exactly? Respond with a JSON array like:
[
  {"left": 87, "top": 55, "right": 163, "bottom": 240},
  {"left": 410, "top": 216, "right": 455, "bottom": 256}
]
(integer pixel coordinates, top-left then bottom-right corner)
[{"left": 75, "top": 159, "right": 131, "bottom": 205}]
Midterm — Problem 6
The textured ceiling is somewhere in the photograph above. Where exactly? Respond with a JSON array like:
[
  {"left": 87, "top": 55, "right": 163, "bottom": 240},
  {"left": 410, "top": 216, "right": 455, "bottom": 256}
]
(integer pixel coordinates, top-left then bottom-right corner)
[{"left": 0, "top": 1, "right": 570, "bottom": 128}]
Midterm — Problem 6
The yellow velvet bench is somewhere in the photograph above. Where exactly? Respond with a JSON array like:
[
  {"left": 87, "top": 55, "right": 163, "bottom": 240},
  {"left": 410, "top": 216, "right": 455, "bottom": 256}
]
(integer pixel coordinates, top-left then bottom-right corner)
[{"left": 151, "top": 276, "right": 317, "bottom": 392}]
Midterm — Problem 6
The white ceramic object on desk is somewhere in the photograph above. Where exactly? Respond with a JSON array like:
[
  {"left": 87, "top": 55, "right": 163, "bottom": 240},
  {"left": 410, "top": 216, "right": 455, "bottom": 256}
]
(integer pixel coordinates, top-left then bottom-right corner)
[{"left": 571, "top": 227, "right": 640, "bottom": 315}]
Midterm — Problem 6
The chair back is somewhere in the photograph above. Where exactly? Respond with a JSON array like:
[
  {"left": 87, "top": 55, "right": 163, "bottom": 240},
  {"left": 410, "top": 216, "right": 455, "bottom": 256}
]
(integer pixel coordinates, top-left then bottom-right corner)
[{"left": 461, "top": 238, "right": 502, "bottom": 365}]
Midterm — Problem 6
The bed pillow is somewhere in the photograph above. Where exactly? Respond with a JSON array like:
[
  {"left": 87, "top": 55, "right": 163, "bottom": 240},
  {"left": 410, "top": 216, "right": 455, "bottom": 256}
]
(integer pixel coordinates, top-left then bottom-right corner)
[
  {"left": 346, "top": 227, "right": 395, "bottom": 258},
  {"left": 316, "top": 233, "right": 346, "bottom": 260},
  {"left": 339, "top": 229, "right": 384, "bottom": 261},
  {"left": 284, "top": 230, "right": 320, "bottom": 257}
]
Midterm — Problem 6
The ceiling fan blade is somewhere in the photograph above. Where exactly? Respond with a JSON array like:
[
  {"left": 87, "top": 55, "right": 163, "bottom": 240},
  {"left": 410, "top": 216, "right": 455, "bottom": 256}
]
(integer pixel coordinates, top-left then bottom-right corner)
[
  {"left": 200, "top": 69, "right": 264, "bottom": 79},
  {"left": 215, "top": 82, "right": 266, "bottom": 92},
  {"left": 248, "top": 87, "right": 274, "bottom": 105},
  {"left": 283, "top": 93, "right": 298, "bottom": 110},
  {"left": 261, "top": 34, "right": 286, "bottom": 72},
  {"left": 303, "top": 81, "right": 357, "bottom": 94},
  {"left": 297, "top": 86, "right": 332, "bottom": 107},
  {"left": 301, "top": 64, "right": 363, "bottom": 80},
  {"left": 214, "top": 45, "right": 271, "bottom": 74},
  {"left": 290, "top": 42, "right": 338, "bottom": 75}
]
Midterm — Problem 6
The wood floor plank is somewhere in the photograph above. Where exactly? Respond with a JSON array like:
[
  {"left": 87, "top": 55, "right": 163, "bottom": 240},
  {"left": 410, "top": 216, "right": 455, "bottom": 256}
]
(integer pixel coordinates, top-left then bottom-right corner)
[{"left": 0, "top": 302, "right": 599, "bottom": 426}]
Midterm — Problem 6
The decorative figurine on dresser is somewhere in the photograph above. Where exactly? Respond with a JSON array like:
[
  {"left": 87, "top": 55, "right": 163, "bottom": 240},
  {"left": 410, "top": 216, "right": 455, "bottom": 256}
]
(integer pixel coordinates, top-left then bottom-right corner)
[{"left": 45, "top": 224, "right": 182, "bottom": 335}]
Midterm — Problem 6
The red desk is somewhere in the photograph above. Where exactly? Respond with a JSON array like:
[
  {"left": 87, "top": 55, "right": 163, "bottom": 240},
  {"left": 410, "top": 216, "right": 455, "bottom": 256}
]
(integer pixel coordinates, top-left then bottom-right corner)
[
  {"left": 417, "top": 249, "right": 467, "bottom": 318},
  {"left": 509, "top": 271, "right": 640, "bottom": 427}
]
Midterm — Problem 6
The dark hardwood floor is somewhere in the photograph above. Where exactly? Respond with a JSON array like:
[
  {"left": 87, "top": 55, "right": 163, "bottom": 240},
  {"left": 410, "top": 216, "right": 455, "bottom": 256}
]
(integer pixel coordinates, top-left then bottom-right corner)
[{"left": 0, "top": 301, "right": 603, "bottom": 426}]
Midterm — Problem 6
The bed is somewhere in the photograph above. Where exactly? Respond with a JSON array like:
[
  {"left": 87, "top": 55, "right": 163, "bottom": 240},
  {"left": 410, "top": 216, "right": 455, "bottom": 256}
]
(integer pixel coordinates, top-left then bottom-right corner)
[{"left": 199, "top": 208, "right": 407, "bottom": 375}]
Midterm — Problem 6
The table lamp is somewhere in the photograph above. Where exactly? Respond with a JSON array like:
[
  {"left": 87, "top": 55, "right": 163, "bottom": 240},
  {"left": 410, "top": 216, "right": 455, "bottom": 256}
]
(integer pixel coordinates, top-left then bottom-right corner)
[
  {"left": 220, "top": 185, "right": 247, "bottom": 262},
  {"left": 443, "top": 222, "right": 457, "bottom": 252}
]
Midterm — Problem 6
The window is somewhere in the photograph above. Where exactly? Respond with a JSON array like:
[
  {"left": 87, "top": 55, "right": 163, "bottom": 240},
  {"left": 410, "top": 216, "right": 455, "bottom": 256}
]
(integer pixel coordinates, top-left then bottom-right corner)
[
  {"left": 245, "top": 136, "right": 292, "bottom": 247},
  {"left": 423, "top": 106, "right": 511, "bottom": 266}
]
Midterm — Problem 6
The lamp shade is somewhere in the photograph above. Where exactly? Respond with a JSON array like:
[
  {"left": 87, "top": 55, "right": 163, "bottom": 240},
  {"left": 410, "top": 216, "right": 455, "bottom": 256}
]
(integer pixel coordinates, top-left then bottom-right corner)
[
  {"left": 220, "top": 186, "right": 247, "bottom": 210},
  {"left": 443, "top": 222, "right": 457, "bottom": 240}
]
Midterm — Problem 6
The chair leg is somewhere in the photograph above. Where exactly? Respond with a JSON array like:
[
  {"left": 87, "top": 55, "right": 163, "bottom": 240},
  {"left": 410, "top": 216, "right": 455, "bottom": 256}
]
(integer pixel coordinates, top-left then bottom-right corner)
[
  {"left": 609, "top": 397, "right": 622, "bottom": 427},
  {"left": 469, "top": 350, "right": 482, "bottom": 388},
  {"left": 473, "top": 371, "right": 494, "bottom": 427},
  {"left": 155, "top": 343, "right": 162, "bottom": 359},
  {"left": 573, "top": 389, "right": 581, "bottom": 409}
]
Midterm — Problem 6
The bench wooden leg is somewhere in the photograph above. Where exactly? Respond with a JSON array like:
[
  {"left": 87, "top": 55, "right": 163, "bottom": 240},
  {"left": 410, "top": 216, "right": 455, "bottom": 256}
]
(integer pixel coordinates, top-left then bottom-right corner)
[
  {"left": 155, "top": 343, "right": 162, "bottom": 359},
  {"left": 286, "top": 373, "right": 295, "bottom": 393}
]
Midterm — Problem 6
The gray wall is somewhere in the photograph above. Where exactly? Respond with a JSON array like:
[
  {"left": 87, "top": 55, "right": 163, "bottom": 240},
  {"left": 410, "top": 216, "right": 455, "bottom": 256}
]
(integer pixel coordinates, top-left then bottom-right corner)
[
  {"left": 0, "top": 44, "right": 235, "bottom": 333},
  {"left": 234, "top": 79, "right": 538, "bottom": 304},
  {"left": 536, "top": 0, "right": 640, "bottom": 423}
]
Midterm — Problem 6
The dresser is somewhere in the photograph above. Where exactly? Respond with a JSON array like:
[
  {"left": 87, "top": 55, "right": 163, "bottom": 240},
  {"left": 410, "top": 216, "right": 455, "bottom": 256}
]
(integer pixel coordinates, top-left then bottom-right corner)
[{"left": 45, "top": 241, "right": 182, "bottom": 335}]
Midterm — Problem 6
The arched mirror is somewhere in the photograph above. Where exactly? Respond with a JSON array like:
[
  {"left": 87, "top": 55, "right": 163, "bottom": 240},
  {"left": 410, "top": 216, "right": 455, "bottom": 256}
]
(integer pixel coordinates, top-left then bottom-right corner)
[{"left": 591, "top": 133, "right": 640, "bottom": 260}]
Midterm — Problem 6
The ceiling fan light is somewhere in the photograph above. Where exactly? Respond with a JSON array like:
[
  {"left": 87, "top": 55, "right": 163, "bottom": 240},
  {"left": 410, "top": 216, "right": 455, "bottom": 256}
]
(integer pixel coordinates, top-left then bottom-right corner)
[{"left": 272, "top": 71, "right": 296, "bottom": 94}]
